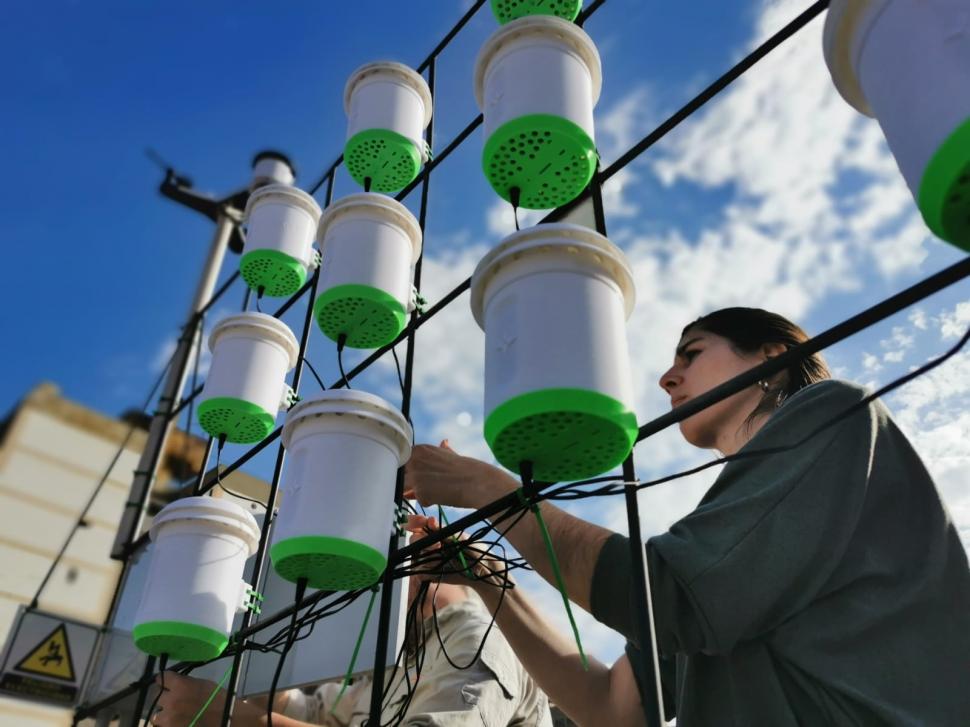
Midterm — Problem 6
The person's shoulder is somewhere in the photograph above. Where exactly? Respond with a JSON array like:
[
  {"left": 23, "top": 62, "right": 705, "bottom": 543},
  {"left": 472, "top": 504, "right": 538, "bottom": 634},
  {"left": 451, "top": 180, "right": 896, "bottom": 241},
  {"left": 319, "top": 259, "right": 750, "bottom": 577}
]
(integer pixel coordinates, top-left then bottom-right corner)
[{"left": 784, "top": 378, "right": 867, "bottom": 410}]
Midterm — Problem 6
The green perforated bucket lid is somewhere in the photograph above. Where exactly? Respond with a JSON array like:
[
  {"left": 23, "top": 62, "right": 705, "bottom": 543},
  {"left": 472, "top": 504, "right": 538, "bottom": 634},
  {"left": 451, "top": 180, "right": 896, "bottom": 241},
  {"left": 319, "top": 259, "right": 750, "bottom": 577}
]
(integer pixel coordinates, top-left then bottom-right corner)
[
  {"left": 485, "top": 388, "right": 637, "bottom": 482},
  {"left": 918, "top": 118, "right": 970, "bottom": 251},
  {"left": 490, "top": 0, "right": 582, "bottom": 24},
  {"left": 271, "top": 535, "right": 387, "bottom": 590},
  {"left": 313, "top": 284, "right": 407, "bottom": 349},
  {"left": 133, "top": 620, "right": 229, "bottom": 662}
]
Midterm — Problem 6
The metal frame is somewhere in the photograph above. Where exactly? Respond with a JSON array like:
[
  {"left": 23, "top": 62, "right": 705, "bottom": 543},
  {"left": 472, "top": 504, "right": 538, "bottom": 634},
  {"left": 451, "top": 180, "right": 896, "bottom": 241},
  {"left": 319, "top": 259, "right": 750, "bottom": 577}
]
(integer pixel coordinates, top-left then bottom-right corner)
[{"left": 73, "top": 0, "right": 970, "bottom": 724}]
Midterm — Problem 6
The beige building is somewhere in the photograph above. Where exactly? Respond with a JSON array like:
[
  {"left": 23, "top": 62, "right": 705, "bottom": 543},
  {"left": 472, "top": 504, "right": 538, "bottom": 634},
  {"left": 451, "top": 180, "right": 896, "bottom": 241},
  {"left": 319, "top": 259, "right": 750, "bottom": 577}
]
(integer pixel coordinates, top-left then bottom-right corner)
[{"left": 0, "top": 383, "right": 267, "bottom": 726}]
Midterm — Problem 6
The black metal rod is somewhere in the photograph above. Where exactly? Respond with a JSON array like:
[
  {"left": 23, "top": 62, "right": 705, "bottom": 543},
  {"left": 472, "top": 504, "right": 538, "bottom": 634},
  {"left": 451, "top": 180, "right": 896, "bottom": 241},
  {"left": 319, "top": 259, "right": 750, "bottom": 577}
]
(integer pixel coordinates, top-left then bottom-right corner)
[
  {"left": 191, "top": 436, "right": 216, "bottom": 496},
  {"left": 621, "top": 457, "right": 664, "bottom": 727},
  {"left": 127, "top": 654, "right": 156, "bottom": 727},
  {"left": 219, "top": 266, "right": 323, "bottom": 726},
  {"left": 367, "top": 54, "right": 437, "bottom": 727},
  {"left": 417, "top": 0, "right": 487, "bottom": 73},
  {"left": 544, "top": 0, "right": 830, "bottom": 225},
  {"left": 638, "top": 255, "right": 970, "bottom": 442}
]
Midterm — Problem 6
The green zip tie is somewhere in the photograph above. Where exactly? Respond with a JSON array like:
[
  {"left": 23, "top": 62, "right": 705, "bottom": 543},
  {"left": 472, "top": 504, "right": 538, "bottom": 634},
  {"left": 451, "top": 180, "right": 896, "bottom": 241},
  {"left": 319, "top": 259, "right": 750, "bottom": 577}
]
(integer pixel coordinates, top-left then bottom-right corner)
[
  {"left": 330, "top": 587, "right": 379, "bottom": 715},
  {"left": 517, "top": 488, "right": 589, "bottom": 670},
  {"left": 436, "top": 506, "right": 473, "bottom": 578},
  {"left": 188, "top": 665, "right": 232, "bottom": 727}
]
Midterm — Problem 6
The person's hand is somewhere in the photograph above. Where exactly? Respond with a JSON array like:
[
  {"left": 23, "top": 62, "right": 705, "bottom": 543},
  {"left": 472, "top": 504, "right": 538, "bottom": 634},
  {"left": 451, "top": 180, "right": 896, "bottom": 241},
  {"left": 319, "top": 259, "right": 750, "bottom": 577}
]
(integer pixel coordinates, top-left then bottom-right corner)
[
  {"left": 403, "top": 439, "right": 518, "bottom": 510},
  {"left": 152, "top": 672, "right": 267, "bottom": 727},
  {"left": 403, "top": 514, "right": 512, "bottom": 592}
]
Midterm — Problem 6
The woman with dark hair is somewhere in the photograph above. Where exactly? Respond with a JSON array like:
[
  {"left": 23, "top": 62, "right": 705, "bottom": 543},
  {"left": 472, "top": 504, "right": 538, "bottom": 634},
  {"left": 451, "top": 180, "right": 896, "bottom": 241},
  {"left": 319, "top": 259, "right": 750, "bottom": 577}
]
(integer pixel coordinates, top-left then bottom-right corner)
[{"left": 404, "top": 307, "right": 970, "bottom": 726}]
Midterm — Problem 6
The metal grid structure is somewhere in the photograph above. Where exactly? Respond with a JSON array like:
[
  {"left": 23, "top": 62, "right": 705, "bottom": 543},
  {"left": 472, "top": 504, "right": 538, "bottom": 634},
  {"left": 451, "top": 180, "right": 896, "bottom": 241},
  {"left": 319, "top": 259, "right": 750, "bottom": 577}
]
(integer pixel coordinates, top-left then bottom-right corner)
[{"left": 69, "top": 0, "right": 970, "bottom": 725}]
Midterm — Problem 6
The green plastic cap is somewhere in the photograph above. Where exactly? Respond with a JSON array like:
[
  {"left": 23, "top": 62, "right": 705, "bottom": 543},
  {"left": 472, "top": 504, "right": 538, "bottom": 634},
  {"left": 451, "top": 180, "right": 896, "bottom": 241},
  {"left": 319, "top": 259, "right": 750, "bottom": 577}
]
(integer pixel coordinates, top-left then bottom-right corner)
[
  {"left": 490, "top": 0, "right": 582, "bottom": 24},
  {"left": 313, "top": 284, "right": 407, "bottom": 349},
  {"left": 918, "top": 116, "right": 970, "bottom": 252},
  {"left": 483, "top": 115, "right": 597, "bottom": 210},
  {"left": 271, "top": 535, "right": 387, "bottom": 590},
  {"left": 484, "top": 388, "right": 637, "bottom": 482},
  {"left": 133, "top": 621, "right": 228, "bottom": 662},
  {"left": 198, "top": 397, "right": 276, "bottom": 444},
  {"left": 344, "top": 129, "right": 422, "bottom": 193},
  {"left": 240, "top": 249, "right": 307, "bottom": 298}
]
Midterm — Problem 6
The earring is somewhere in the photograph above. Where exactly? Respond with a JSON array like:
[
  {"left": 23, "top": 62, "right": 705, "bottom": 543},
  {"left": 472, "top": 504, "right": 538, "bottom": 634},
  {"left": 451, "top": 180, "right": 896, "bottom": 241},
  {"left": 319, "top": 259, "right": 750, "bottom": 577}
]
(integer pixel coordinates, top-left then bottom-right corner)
[{"left": 758, "top": 379, "right": 770, "bottom": 392}]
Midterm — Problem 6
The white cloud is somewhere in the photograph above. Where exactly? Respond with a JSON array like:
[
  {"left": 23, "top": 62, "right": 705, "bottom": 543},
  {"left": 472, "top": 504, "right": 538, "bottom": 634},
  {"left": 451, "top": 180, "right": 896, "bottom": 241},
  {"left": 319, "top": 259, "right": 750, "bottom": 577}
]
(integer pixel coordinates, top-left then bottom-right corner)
[{"left": 939, "top": 301, "right": 970, "bottom": 341}]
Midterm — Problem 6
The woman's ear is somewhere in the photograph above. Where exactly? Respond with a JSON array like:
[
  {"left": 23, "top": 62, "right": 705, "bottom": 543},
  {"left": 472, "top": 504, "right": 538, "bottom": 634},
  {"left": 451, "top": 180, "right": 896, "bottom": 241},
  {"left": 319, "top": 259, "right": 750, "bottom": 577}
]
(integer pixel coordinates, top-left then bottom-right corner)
[{"left": 761, "top": 342, "right": 788, "bottom": 361}]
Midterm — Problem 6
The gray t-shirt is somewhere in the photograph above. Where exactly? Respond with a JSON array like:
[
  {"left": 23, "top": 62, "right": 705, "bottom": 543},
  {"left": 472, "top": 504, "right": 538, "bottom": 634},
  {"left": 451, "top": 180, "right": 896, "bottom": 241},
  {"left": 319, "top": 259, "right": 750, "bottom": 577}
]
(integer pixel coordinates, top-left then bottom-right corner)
[{"left": 591, "top": 380, "right": 970, "bottom": 726}]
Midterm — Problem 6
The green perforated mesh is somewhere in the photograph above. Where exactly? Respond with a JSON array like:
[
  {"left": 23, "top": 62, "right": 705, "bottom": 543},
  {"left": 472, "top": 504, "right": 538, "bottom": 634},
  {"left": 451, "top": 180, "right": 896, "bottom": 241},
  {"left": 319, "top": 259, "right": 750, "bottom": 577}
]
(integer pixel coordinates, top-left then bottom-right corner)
[
  {"left": 484, "top": 388, "right": 637, "bottom": 482},
  {"left": 313, "top": 284, "right": 407, "bottom": 349},
  {"left": 490, "top": 0, "right": 581, "bottom": 23},
  {"left": 271, "top": 536, "right": 387, "bottom": 590},
  {"left": 133, "top": 621, "right": 228, "bottom": 662},
  {"left": 240, "top": 249, "right": 307, "bottom": 298},
  {"left": 197, "top": 397, "right": 276, "bottom": 444},
  {"left": 918, "top": 116, "right": 970, "bottom": 252},
  {"left": 344, "top": 129, "right": 422, "bottom": 192},
  {"left": 483, "top": 115, "right": 597, "bottom": 210}
]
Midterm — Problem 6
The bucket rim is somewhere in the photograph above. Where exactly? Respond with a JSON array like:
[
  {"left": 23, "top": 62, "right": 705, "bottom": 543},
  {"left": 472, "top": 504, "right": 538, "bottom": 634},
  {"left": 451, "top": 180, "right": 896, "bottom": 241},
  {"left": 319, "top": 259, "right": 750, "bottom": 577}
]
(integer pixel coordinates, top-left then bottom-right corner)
[
  {"left": 149, "top": 496, "right": 261, "bottom": 555},
  {"left": 317, "top": 192, "right": 423, "bottom": 263},
  {"left": 208, "top": 312, "right": 300, "bottom": 368},
  {"left": 822, "top": 0, "right": 892, "bottom": 117},
  {"left": 344, "top": 61, "right": 433, "bottom": 126},
  {"left": 474, "top": 15, "right": 602, "bottom": 109},
  {"left": 282, "top": 389, "right": 413, "bottom": 464},
  {"left": 244, "top": 183, "right": 322, "bottom": 223},
  {"left": 470, "top": 222, "right": 635, "bottom": 326}
]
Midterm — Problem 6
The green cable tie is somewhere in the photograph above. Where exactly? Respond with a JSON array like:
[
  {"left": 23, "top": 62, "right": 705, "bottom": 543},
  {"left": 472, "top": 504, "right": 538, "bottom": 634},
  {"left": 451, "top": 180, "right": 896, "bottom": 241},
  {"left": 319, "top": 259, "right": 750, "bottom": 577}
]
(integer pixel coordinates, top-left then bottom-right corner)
[
  {"left": 188, "top": 664, "right": 233, "bottom": 727},
  {"left": 519, "top": 488, "right": 589, "bottom": 671},
  {"left": 330, "top": 587, "right": 379, "bottom": 715},
  {"left": 436, "top": 505, "right": 472, "bottom": 578}
]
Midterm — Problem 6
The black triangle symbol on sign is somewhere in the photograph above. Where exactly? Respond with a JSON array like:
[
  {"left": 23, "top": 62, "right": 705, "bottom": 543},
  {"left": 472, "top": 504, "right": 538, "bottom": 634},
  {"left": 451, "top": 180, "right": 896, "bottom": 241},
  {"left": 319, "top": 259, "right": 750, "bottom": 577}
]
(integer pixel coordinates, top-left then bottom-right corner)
[{"left": 13, "top": 623, "right": 76, "bottom": 683}]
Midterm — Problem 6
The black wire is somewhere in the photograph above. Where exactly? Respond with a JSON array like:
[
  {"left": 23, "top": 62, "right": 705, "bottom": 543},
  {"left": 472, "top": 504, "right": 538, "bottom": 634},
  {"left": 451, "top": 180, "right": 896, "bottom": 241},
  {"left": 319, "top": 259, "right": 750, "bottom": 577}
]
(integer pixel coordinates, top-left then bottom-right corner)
[
  {"left": 214, "top": 435, "right": 266, "bottom": 508},
  {"left": 543, "top": 323, "right": 970, "bottom": 505},
  {"left": 256, "top": 286, "right": 265, "bottom": 313},
  {"left": 337, "top": 334, "right": 353, "bottom": 389},
  {"left": 301, "top": 356, "right": 327, "bottom": 391},
  {"left": 267, "top": 578, "right": 308, "bottom": 727},
  {"left": 144, "top": 653, "right": 168, "bottom": 723}
]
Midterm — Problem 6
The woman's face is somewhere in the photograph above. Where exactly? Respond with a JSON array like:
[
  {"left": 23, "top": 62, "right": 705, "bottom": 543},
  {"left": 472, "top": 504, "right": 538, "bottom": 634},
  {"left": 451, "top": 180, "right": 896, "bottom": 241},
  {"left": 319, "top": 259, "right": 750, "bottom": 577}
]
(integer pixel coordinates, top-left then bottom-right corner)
[{"left": 658, "top": 329, "right": 768, "bottom": 452}]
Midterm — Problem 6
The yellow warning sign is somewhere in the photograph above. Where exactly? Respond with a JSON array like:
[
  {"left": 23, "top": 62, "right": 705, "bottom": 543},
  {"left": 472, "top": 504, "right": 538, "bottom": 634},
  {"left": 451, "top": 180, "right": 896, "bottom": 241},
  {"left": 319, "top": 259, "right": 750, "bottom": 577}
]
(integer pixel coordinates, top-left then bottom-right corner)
[{"left": 13, "top": 623, "right": 76, "bottom": 683}]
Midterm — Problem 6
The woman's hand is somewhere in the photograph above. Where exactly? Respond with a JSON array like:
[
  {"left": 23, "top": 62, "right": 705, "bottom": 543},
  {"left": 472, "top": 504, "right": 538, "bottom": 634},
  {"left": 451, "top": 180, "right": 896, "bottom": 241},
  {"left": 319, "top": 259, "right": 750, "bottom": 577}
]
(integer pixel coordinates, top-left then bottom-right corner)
[
  {"left": 403, "top": 440, "right": 518, "bottom": 509},
  {"left": 403, "top": 514, "right": 513, "bottom": 593},
  {"left": 152, "top": 672, "right": 267, "bottom": 727}
]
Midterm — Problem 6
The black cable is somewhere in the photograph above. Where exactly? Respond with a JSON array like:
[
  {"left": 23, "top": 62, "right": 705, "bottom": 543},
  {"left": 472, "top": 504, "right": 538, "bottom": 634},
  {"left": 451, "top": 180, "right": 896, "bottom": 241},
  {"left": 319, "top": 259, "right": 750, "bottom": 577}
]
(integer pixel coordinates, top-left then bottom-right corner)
[
  {"left": 543, "top": 323, "right": 970, "bottom": 505},
  {"left": 256, "top": 286, "right": 265, "bottom": 313},
  {"left": 509, "top": 187, "right": 521, "bottom": 231},
  {"left": 337, "top": 334, "right": 353, "bottom": 389},
  {"left": 214, "top": 434, "right": 266, "bottom": 508},
  {"left": 144, "top": 652, "right": 168, "bottom": 724},
  {"left": 267, "top": 578, "right": 308, "bottom": 727},
  {"left": 300, "top": 356, "right": 327, "bottom": 391}
]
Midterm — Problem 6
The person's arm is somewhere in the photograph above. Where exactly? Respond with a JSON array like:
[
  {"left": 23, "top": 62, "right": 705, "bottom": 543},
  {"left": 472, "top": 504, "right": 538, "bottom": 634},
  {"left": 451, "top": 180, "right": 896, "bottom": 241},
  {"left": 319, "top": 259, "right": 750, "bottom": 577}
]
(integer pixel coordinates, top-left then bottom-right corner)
[
  {"left": 472, "top": 572, "right": 645, "bottom": 727},
  {"left": 153, "top": 672, "right": 316, "bottom": 727},
  {"left": 404, "top": 440, "right": 615, "bottom": 613}
]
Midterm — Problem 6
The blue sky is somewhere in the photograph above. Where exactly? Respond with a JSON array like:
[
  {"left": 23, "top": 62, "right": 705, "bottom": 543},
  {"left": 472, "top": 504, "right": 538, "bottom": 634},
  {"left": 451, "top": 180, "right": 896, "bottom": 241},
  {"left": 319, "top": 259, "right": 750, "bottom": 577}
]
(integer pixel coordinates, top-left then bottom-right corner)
[{"left": 2, "top": 0, "right": 968, "bottom": 663}]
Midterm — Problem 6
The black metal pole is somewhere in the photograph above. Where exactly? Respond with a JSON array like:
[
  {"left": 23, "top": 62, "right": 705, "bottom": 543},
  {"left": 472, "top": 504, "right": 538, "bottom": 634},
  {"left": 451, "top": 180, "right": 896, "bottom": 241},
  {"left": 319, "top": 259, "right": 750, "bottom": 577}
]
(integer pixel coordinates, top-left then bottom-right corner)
[
  {"left": 218, "top": 175, "right": 333, "bottom": 725},
  {"left": 589, "top": 165, "right": 664, "bottom": 727},
  {"left": 367, "top": 55, "right": 436, "bottom": 726}
]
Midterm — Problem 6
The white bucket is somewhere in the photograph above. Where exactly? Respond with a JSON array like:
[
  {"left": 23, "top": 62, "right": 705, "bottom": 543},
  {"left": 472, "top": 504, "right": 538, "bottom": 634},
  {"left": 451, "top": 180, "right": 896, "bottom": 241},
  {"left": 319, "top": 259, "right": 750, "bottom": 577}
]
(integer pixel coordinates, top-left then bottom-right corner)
[
  {"left": 824, "top": 0, "right": 970, "bottom": 249},
  {"left": 343, "top": 62, "right": 432, "bottom": 192},
  {"left": 474, "top": 16, "right": 602, "bottom": 208},
  {"left": 314, "top": 193, "right": 422, "bottom": 349},
  {"left": 470, "top": 223, "right": 638, "bottom": 482},
  {"left": 198, "top": 313, "right": 300, "bottom": 443},
  {"left": 251, "top": 150, "right": 296, "bottom": 189},
  {"left": 271, "top": 390, "right": 412, "bottom": 590},
  {"left": 132, "top": 497, "right": 261, "bottom": 662},
  {"left": 241, "top": 184, "right": 322, "bottom": 297}
]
